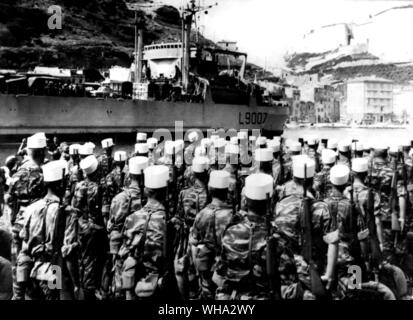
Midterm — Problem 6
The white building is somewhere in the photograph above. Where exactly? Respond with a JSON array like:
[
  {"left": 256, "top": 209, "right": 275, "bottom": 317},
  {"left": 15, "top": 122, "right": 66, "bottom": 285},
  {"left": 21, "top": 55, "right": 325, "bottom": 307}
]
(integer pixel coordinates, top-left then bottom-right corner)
[
  {"left": 346, "top": 77, "right": 394, "bottom": 124},
  {"left": 393, "top": 83, "right": 413, "bottom": 122}
]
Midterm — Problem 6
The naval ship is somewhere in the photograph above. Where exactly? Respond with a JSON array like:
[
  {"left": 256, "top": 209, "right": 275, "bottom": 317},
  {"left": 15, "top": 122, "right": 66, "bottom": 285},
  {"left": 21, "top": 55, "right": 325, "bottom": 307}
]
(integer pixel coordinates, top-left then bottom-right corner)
[{"left": 0, "top": 1, "right": 289, "bottom": 138}]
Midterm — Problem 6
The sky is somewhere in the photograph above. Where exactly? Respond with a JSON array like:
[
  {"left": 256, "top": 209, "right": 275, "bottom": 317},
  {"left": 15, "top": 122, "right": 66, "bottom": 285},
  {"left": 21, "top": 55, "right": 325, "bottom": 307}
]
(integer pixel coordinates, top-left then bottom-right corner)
[{"left": 163, "top": 0, "right": 413, "bottom": 68}]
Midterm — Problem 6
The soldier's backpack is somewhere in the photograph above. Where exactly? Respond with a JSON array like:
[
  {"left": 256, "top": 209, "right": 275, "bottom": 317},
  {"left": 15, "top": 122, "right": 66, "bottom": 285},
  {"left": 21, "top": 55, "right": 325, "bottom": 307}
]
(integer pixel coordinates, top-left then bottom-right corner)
[{"left": 10, "top": 167, "right": 44, "bottom": 201}]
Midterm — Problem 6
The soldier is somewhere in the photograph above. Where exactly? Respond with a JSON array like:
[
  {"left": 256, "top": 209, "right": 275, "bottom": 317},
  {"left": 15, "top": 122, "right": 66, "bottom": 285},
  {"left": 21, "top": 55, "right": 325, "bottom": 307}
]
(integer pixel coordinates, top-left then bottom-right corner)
[
  {"left": 313, "top": 149, "right": 337, "bottom": 200},
  {"left": 8, "top": 133, "right": 46, "bottom": 299},
  {"left": 72, "top": 155, "right": 107, "bottom": 300},
  {"left": 136, "top": 132, "right": 147, "bottom": 144},
  {"left": 174, "top": 156, "right": 210, "bottom": 299},
  {"left": 189, "top": 170, "right": 234, "bottom": 299},
  {"left": 344, "top": 158, "right": 384, "bottom": 272},
  {"left": 78, "top": 143, "right": 94, "bottom": 160},
  {"left": 99, "top": 138, "right": 115, "bottom": 178},
  {"left": 134, "top": 143, "right": 149, "bottom": 158},
  {"left": 105, "top": 156, "right": 149, "bottom": 299},
  {"left": 337, "top": 140, "right": 351, "bottom": 167},
  {"left": 67, "top": 144, "right": 82, "bottom": 202},
  {"left": 327, "top": 139, "right": 338, "bottom": 152},
  {"left": 120, "top": 165, "right": 170, "bottom": 300},
  {"left": 213, "top": 173, "right": 278, "bottom": 299},
  {"left": 352, "top": 141, "right": 364, "bottom": 159},
  {"left": 147, "top": 137, "right": 158, "bottom": 166},
  {"left": 274, "top": 157, "right": 333, "bottom": 300},
  {"left": 211, "top": 138, "right": 227, "bottom": 171},
  {"left": 371, "top": 143, "right": 407, "bottom": 264},
  {"left": 277, "top": 155, "right": 312, "bottom": 200},
  {"left": 222, "top": 144, "right": 241, "bottom": 210},
  {"left": 185, "top": 131, "right": 200, "bottom": 165},
  {"left": 323, "top": 165, "right": 353, "bottom": 293},
  {"left": 18, "top": 160, "right": 66, "bottom": 300}
]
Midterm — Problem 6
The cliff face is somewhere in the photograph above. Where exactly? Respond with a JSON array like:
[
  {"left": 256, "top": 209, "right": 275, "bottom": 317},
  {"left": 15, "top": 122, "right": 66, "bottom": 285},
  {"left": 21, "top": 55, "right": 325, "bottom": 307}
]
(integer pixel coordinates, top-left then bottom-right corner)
[{"left": 0, "top": 0, "right": 185, "bottom": 69}]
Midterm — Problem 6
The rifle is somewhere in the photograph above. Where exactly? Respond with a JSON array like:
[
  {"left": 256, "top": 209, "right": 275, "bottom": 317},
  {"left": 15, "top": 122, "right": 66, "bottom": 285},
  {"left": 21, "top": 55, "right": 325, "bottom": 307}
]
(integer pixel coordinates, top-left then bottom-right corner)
[
  {"left": 266, "top": 193, "right": 281, "bottom": 300},
  {"left": 171, "top": 147, "right": 178, "bottom": 216},
  {"left": 233, "top": 154, "right": 241, "bottom": 212},
  {"left": 390, "top": 153, "right": 401, "bottom": 248},
  {"left": 161, "top": 178, "right": 180, "bottom": 299},
  {"left": 278, "top": 137, "right": 285, "bottom": 186},
  {"left": 348, "top": 152, "right": 364, "bottom": 271},
  {"left": 51, "top": 169, "right": 68, "bottom": 277},
  {"left": 303, "top": 164, "right": 327, "bottom": 299},
  {"left": 139, "top": 169, "right": 146, "bottom": 207},
  {"left": 366, "top": 161, "right": 382, "bottom": 281}
]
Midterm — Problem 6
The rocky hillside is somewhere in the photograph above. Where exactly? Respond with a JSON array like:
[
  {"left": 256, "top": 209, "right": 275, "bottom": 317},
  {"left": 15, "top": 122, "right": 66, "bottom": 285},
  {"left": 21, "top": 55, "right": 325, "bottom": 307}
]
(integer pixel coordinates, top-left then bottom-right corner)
[{"left": 0, "top": 0, "right": 199, "bottom": 69}]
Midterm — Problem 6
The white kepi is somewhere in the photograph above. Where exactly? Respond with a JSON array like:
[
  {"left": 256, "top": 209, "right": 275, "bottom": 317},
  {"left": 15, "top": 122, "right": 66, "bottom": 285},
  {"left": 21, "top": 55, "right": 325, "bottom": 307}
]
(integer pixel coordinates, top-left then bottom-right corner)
[
  {"left": 43, "top": 160, "right": 66, "bottom": 182},
  {"left": 244, "top": 173, "right": 274, "bottom": 200},
  {"left": 292, "top": 155, "right": 315, "bottom": 179},
  {"left": 144, "top": 165, "right": 169, "bottom": 189},
  {"left": 80, "top": 155, "right": 99, "bottom": 176},
  {"left": 129, "top": 157, "right": 149, "bottom": 175},
  {"left": 352, "top": 158, "right": 368, "bottom": 173},
  {"left": 330, "top": 164, "right": 350, "bottom": 186},
  {"left": 209, "top": 170, "right": 230, "bottom": 189}
]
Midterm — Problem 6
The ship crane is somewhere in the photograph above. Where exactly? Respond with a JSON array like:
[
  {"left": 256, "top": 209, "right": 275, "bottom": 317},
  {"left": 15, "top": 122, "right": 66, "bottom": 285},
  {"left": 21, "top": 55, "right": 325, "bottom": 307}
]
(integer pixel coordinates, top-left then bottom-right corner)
[{"left": 180, "top": 0, "right": 218, "bottom": 92}]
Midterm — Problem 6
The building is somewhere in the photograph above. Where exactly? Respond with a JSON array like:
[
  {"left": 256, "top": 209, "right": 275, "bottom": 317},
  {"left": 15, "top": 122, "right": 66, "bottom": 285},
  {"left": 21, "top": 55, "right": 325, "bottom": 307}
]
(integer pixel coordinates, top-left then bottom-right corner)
[
  {"left": 346, "top": 77, "right": 394, "bottom": 124},
  {"left": 314, "top": 85, "right": 340, "bottom": 123},
  {"left": 217, "top": 40, "right": 238, "bottom": 52},
  {"left": 393, "top": 83, "right": 413, "bottom": 123}
]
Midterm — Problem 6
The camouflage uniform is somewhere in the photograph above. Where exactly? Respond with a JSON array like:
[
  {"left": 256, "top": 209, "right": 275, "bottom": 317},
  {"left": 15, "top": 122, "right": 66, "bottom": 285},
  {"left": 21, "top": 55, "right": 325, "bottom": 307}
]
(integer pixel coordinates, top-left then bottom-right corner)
[
  {"left": 119, "top": 199, "right": 166, "bottom": 299},
  {"left": 7, "top": 158, "right": 44, "bottom": 299},
  {"left": 189, "top": 198, "right": 234, "bottom": 299},
  {"left": 313, "top": 166, "right": 333, "bottom": 200},
  {"left": 175, "top": 180, "right": 209, "bottom": 299},
  {"left": 222, "top": 164, "right": 240, "bottom": 209},
  {"left": 18, "top": 194, "right": 61, "bottom": 300},
  {"left": 71, "top": 177, "right": 107, "bottom": 299},
  {"left": 274, "top": 192, "right": 331, "bottom": 299},
  {"left": 370, "top": 157, "right": 406, "bottom": 262},
  {"left": 101, "top": 167, "right": 126, "bottom": 223},
  {"left": 106, "top": 185, "right": 143, "bottom": 298},
  {"left": 98, "top": 154, "right": 114, "bottom": 179},
  {"left": 278, "top": 180, "right": 305, "bottom": 200}
]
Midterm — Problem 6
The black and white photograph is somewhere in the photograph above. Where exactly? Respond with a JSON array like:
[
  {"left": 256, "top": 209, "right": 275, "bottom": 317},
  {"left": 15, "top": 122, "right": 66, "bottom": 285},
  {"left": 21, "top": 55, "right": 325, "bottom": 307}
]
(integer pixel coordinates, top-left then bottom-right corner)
[{"left": 0, "top": 0, "right": 413, "bottom": 309}]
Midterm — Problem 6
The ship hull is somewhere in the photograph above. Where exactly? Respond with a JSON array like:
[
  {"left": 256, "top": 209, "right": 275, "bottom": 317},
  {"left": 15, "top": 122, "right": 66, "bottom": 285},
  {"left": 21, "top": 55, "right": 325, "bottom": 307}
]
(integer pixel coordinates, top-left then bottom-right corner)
[{"left": 0, "top": 94, "right": 289, "bottom": 136}]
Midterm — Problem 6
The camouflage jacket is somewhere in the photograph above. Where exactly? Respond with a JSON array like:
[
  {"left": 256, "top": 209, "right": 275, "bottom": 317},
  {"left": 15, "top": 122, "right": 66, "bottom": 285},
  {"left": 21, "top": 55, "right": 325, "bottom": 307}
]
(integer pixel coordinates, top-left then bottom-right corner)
[
  {"left": 189, "top": 198, "right": 234, "bottom": 261},
  {"left": 98, "top": 154, "right": 114, "bottom": 178},
  {"left": 278, "top": 180, "right": 306, "bottom": 200},
  {"left": 313, "top": 166, "right": 333, "bottom": 200},
  {"left": 101, "top": 167, "right": 126, "bottom": 216},
  {"left": 120, "top": 199, "right": 166, "bottom": 274},
  {"left": 176, "top": 181, "right": 209, "bottom": 227},
  {"left": 107, "top": 185, "right": 142, "bottom": 234},
  {"left": 20, "top": 194, "right": 60, "bottom": 260},
  {"left": 213, "top": 211, "right": 274, "bottom": 299},
  {"left": 71, "top": 177, "right": 104, "bottom": 227},
  {"left": 370, "top": 157, "right": 406, "bottom": 220},
  {"left": 222, "top": 165, "right": 241, "bottom": 209},
  {"left": 8, "top": 158, "right": 44, "bottom": 205},
  {"left": 274, "top": 192, "right": 330, "bottom": 257}
]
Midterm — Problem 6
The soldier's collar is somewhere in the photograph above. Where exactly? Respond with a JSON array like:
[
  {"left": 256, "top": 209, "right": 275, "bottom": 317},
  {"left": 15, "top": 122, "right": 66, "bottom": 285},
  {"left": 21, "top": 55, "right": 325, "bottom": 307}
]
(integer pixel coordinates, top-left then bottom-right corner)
[
  {"left": 44, "top": 193, "right": 60, "bottom": 203},
  {"left": 211, "top": 198, "right": 230, "bottom": 208},
  {"left": 245, "top": 211, "right": 266, "bottom": 224},
  {"left": 146, "top": 198, "right": 165, "bottom": 210}
]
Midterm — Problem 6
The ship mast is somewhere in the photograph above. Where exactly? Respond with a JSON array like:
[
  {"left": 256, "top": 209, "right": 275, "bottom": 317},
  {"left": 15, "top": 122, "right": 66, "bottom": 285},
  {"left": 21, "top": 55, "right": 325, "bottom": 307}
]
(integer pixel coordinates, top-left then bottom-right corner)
[
  {"left": 126, "top": 2, "right": 146, "bottom": 83},
  {"left": 181, "top": 0, "right": 218, "bottom": 92}
]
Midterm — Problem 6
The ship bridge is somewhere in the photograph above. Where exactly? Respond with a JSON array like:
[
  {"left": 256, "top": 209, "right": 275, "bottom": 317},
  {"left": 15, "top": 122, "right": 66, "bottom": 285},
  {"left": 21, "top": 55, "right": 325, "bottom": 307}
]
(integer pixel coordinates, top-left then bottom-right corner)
[{"left": 143, "top": 42, "right": 183, "bottom": 79}]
